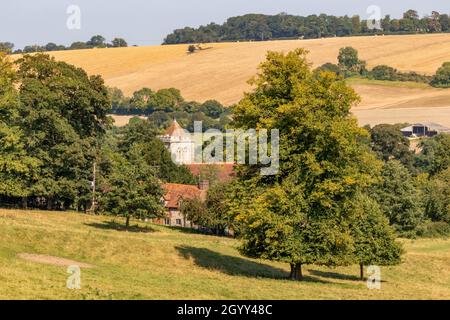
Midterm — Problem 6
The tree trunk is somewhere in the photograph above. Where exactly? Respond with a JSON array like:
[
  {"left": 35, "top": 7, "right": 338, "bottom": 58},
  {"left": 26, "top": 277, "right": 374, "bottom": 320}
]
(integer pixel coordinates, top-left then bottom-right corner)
[
  {"left": 21, "top": 197, "right": 28, "bottom": 209},
  {"left": 289, "top": 263, "right": 303, "bottom": 281},
  {"left": 125, "top": 216, "right": 130, "bottom": 229},
  {"left": 47, "top": 198, "right": 53, "bottom": 211},
  {"left": 360, "top": 264, "right": 364, "bottom": 281}
]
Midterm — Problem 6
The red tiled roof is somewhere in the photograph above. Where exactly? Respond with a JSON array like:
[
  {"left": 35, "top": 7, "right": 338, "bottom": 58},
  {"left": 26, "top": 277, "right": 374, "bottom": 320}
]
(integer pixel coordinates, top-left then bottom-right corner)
[
  {"left": 186, "top": 163, "right": 235, "bottom": 182},
  {"left": 164, "top": 119, "right": 184, "bottom": 136},
  {"left": 163, "top": 183, "right": 206, "bottom": 209}
]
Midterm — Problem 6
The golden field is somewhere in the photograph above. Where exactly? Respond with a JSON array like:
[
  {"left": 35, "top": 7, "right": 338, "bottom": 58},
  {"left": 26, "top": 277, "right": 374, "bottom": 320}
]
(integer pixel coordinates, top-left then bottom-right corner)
[{"left": 23, "top": 34, "right": 450, "bottom": 127}]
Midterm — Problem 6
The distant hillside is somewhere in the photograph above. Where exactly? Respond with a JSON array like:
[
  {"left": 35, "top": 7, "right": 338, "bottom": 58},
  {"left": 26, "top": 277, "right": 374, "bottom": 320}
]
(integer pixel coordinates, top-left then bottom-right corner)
[
  {"left": 44, "top": 34, "right": 450, "bottom": 127},
  {"left": 163, "top": 11, "right": 450, "bottom": 44}
]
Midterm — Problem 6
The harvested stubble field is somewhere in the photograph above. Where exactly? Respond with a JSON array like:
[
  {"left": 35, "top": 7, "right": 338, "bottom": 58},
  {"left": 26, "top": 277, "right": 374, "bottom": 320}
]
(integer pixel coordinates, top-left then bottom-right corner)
[{"left": 40, "top": 34, "right": 450, "bottom": 127}]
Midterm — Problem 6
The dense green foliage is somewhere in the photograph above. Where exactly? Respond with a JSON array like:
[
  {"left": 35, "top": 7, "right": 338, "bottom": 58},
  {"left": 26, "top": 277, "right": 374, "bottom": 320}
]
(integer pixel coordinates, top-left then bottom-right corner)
[
  {"left": 98, "top": 149, "right": 165, "bottom": 228},
  {"left": 370, "top": 65, "right": 398, "bottom": 80},
  {"left": 7, "top": 35, "right": 129, "bottom": 54},
  {"left": 422, "top": 169, "right": 450, "bottom": 223},
  {"left": 0, "top": 54, "right": 190, "bottom": 227},
  {"left": 0, "top": 53, "right": 40, "bottom": 201},
  {"left": 319, "top": 47, "right": 432, "bottom": 84},
  {"left": 315, "top": 63, "right": 343, "bottom": 76},
  {"left": 181, "top": 182, "right": 231, "bottom": 235},
  {"left": 364, "top": 123, "right": 450, "bottom": 236},
  {"left": 416, "top": 133, "right": 450, "bottom": 175},
  {"left": 109, "top": 87, "right": 231, "bottom": 131},
  {"left": 164, "top": 10, "right": 450, "bottom": 44},
  {"left": 369, "top": 65, "right": 432, "bottom": 83},
  {"left": 227, "top": 48, "right": 401, "bottom": 280},
  {"left": 374, "top": 160, "right": 424, "bottom": 234},
  {"left": 369, "top": 124, "right": 415, "bottom": 171},
  {"left": 431, "top": 62, "right": 450, "bottom": 88},
  {"left": 14, "top": 54, "right": 111, "bottom": 210},
  {"left": 347, "top": 193, "right": 403, "bottom": 279},
  {"left": 338, "top": 46, "right": 367, "bottom": 76}
]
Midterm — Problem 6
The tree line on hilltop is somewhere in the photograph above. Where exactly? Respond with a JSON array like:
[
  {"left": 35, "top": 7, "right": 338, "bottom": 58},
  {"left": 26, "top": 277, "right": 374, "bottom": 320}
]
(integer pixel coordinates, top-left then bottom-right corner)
[
  {"left": 0, "top": 35, "right": 129, "bottom": 55},
  {"left": 164, "top": 10, "right": 450, "bottom": 44}
]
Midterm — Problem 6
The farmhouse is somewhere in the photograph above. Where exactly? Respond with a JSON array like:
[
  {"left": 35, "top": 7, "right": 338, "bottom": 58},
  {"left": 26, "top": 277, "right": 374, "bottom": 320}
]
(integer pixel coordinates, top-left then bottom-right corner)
[
  {"left": 153, "top": 182, "right": 208, "bottom": 228},
  {"left": 156, "top": 120, "right": 235, "bottom": 229},
  {"left": 400, "top": 122, "right": 450, "bottom": 138}
]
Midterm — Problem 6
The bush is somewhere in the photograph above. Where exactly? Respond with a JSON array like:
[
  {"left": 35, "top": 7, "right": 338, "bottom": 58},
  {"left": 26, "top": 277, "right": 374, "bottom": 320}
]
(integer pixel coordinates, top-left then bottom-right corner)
[
  {"left": 431, "top": 62, "right": 450, "bottom": 88},
  {"left": 397, "top": 71, "right": 432, "bottom": 83},
  {"left": 338, "top": 47, "right": 366, "bottom": 77},
  {"left": 370, "top": 65, "right": 398, "bottom": 81},
  {"left": 188, "top": 45, "right": 197, "bottom": 53},
  {"left": 369, "top": 65, "right": 431, "bottom": 83}
]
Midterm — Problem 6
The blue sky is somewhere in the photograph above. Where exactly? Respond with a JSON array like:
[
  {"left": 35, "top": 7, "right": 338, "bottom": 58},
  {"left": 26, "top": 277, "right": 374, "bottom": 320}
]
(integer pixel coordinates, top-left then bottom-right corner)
[{"left": 1, "top": 0, "right": 448, "bottom": 49}]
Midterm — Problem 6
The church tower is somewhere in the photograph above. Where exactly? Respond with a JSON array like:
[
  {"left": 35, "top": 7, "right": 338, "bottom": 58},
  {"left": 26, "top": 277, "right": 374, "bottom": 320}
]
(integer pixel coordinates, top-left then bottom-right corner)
[{"left": 159, "top": 119, "right": 195, "bottom": 164}]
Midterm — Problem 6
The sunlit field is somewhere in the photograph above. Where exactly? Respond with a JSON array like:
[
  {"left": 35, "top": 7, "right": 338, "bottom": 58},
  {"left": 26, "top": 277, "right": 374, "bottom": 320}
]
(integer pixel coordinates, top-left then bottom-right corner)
[
  {"left": 28, "top": 34, "right": 450, "bottom": 127},
  {"left": 1, "top": 209, "right": 449, "bottom": 300},
  {"left": 42, "top": 33, "right": 450, "bottom": 105}
]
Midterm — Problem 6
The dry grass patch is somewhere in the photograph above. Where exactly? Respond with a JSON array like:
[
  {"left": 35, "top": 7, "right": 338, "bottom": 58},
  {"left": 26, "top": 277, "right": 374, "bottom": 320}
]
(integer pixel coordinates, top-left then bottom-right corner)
[{"left": 17, "top": 253, "right": 94, "bottom": 268}]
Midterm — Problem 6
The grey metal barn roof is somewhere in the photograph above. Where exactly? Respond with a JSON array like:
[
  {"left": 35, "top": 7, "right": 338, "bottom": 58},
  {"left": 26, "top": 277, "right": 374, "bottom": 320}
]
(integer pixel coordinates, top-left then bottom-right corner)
[{"left": 400, "top": 122, "right": 450, "bottom": 133}]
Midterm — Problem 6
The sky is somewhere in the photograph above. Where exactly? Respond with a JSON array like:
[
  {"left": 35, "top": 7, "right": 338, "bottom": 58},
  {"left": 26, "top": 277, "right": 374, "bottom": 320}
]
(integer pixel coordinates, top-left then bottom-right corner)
[{"left": 1, "top": 0, "right": 448, "bottom": 49}]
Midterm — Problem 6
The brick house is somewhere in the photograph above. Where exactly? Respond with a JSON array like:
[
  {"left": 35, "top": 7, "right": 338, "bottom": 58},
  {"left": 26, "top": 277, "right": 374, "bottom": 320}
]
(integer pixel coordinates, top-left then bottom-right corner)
[{"left": 153, "top": 182, "right": 208, "bottom": 228}]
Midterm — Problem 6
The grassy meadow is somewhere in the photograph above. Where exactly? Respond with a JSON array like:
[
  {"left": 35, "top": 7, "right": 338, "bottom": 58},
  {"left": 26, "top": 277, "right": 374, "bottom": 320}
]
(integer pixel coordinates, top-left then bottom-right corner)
[{"left": 0, "top": 209, "right": 449, "bottom": 300}]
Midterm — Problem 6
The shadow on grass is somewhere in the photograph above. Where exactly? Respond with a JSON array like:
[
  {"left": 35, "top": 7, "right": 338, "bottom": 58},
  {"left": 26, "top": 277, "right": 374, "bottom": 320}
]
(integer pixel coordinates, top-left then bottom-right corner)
[
  {"left": 84, "top": 220, "right": 157, "bottom": 233},
  {"left": 164, "top": 225, "right": 209, "bottom": 235},
  {"left": 308, "top": 269, "right": 361, "bottom": 281},
  {"left": 176, "top": 246, "right": 329, "bottom": 283},
  {"left": 163, "top": 225, "right": 230, "bottom": 238},
  {"left": 308, "top": 269, "right": 388, "bottom": 283}
]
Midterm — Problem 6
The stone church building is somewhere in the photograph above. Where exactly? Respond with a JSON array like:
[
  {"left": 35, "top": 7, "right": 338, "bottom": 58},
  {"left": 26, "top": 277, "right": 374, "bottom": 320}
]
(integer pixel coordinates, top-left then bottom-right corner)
[{"left": 158, "top": 119, "right": 195, "bottom": 164}]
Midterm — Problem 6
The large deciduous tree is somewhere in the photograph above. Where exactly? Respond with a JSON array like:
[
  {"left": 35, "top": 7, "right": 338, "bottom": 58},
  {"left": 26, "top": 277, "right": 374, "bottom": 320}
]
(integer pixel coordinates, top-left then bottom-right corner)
[
  {"left": 347, "top": 193, "right": 403, "bottom": 280},
  {"left": 0, "top": 53, "right": 40, "bottom": 204},
  {"left": 338, "top": 46, "right": 366, "bottom": 75},
  {"left": 15, "top": 54, "right": 111, "bottom": 210},
  {"left": 374, "top": 160, "right": 424, "bottom": 234},
  {"left": 181, "top": 182, "right": 231, "bottom": 235},
  {"left": 100, "top": 149, "right": 165, "bottom": 228},
  {"left": 369, "top": 124, "right": 415, "bottom": 171},
  {"left": 229, "top": 48, "right": 383, "bottom": 280},
  {"left": 416, "top": 133, "right": 450, "bottom": 175}
]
